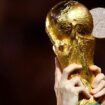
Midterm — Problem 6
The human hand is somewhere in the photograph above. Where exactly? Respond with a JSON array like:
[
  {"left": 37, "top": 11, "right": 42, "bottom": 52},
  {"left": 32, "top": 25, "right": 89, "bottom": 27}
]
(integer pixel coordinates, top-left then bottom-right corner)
[
  {"left": 54, "top": 58, "right": 91, "bottom": 105},
  {"left": 90, "top": 65, "right": 105, "bottom": 105}
]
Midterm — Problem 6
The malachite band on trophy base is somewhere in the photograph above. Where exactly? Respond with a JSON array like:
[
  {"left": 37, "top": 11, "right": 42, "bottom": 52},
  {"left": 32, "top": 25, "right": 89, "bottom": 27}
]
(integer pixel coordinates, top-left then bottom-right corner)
[{"left": 88, "top": 103, "right": 101, "bottom": 105}]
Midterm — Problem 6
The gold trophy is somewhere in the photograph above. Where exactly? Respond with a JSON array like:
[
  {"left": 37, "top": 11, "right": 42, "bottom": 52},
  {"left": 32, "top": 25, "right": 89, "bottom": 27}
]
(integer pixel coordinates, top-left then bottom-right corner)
[{"left": 45, "top": 1, "right": 101, "bottom": 105}]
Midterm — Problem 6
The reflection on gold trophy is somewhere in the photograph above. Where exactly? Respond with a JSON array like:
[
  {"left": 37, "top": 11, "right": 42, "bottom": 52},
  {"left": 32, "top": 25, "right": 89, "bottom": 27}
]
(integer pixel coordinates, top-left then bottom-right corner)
[{"left": 45, "top": 1, "right": 101, "bottom": 105}]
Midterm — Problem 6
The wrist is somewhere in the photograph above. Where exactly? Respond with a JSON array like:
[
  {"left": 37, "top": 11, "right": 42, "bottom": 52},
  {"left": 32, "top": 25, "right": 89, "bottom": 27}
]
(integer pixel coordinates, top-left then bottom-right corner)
[{"left": 61, "top": 96, "right": 78, "bottom": 105}]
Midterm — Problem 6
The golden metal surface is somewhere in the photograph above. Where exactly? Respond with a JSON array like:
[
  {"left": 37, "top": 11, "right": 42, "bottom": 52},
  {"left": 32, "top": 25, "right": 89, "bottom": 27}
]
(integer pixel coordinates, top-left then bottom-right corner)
[{"left": 45, "top": 1, "right": 100, "bottom": 105}]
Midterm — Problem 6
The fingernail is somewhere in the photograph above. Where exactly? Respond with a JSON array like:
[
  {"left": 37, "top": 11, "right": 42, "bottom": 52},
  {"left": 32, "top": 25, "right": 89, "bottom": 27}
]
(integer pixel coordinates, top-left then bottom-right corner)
[
  {"left": 77, "top": 64, "right": 82, "bottom": 68},
  {"left": 90, "top": 89, "right": 93, "bottom": 93},
  {"left": 93, "top": 94, "right": 97, "bottom": 98},
  {"left": 91, "top": 89, "right": 96, "bottom": 94}
]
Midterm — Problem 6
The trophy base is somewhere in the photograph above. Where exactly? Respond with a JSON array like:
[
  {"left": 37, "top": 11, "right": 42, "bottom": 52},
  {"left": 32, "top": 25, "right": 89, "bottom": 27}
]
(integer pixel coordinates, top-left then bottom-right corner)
[
  {"left": 79, "top": 97, "right": 101, "bottom": 105},
  {"left": 88, "top": 103, "right": 101, "bottom": 105}
]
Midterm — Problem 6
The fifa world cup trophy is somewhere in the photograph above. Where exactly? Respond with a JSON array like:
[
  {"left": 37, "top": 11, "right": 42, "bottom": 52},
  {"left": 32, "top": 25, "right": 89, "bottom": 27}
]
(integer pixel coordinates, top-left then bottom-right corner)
[{"left": 45, "top": 1, "right": 101, "bottom": 105}]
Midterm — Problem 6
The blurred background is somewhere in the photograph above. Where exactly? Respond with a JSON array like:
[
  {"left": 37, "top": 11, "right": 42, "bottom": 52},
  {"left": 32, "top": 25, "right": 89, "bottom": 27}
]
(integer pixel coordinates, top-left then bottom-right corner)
[{"left": 0, "top": 0, "right": 105, "bottom": 105}]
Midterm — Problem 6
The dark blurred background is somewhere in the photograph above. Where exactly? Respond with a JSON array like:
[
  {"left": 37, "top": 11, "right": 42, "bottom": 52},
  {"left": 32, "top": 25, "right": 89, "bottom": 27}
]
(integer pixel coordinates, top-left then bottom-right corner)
[{"left": 0, "top": 0, "right": 105, "bottom": 105}]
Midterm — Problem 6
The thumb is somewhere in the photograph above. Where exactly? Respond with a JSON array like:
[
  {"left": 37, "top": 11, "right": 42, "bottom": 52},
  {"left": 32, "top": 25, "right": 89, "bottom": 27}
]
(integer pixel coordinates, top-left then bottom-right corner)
[{"left": 55, "top": 57, "right": 62, "bottom": 84}]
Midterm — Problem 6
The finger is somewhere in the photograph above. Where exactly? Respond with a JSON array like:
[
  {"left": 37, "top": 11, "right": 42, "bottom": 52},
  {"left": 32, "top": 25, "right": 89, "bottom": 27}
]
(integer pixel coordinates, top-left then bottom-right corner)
[
  {"left": 54, "top": 57, "right": 62, "bottom": 91},
  {"left": 89, "top": 65, "right": 101, "bottom": 74},
  {"left": 76, "top": 87, "right": 91, "bottom": 98},
  {"left": 60, "top": 77, "right": 83, "bottom": 93},
  {"left": 91, "top": 80, "right": 105, "bottom": 94},
  {"left": 62, "top": 64, "right": 82, "bottom": 81},
  {"left": 70, "top": 77, "right": 83, "bottom": 86},
  {"left": 55, "top": 57, "right": 62, "bottom": 83},
  {"left": 94, "top": 88, "right": 105, "bottom": 98},
  {"left": 92, "top": 73, "right": 105, "bottom": 88}
]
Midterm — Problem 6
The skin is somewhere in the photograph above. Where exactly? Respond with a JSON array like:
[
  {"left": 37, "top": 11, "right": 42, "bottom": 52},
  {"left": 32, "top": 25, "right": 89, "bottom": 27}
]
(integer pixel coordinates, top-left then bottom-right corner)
[{"left": 54, "top": 58, "right": 105, "bottom": 105}]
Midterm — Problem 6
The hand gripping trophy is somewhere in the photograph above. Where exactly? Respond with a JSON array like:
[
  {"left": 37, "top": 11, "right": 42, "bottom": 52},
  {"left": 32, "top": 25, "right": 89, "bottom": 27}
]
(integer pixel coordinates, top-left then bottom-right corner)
[{"left": 45, "top": 1, "right": 104, "bottom": 105}]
